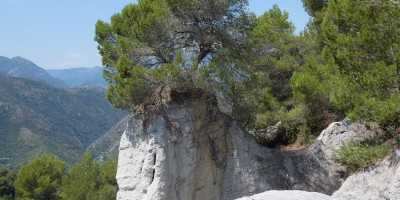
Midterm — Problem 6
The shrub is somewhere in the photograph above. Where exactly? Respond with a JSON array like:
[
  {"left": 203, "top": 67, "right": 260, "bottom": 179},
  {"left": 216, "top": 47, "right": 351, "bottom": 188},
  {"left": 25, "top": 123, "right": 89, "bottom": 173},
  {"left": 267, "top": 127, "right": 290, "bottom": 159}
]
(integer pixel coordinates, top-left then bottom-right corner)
[{"left": 334, "top": 138, "right": 391, "bottom": 173}]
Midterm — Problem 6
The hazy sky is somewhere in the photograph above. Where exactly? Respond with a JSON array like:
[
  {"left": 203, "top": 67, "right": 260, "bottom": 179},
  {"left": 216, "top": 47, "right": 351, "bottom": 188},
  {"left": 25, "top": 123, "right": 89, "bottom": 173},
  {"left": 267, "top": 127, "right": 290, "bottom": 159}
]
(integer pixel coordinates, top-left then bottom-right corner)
[{"left": 0, "top": 0, "right": 309, "bottom": 69}]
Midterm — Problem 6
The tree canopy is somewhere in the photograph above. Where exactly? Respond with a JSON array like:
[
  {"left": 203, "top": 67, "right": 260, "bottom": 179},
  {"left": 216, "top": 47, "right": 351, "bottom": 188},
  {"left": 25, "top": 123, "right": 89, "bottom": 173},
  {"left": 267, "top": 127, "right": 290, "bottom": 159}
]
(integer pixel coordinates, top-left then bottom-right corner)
[
  {"left": 59, "top": 153, "right": 118, "bottom": 200},
  {"left": 0, "top": 166, "right": 15, "bottom": 200},
  {"left": 14, "top": 155, "right": 65, "bottom": 200},
  {"left": 320, "top": 0, "right": 400, "bottom": 120},
  {"left": 301, "top": 0, "right": 328, "bottom": 17},
  {"left": 96, "top": 0, "right": 400, "bottom": 143},
  {"left": 95, "top": 0, "right": 254, "bottom": 110},
  {"left": 291, "top": 0, "right": 400, "bottom": 139}
]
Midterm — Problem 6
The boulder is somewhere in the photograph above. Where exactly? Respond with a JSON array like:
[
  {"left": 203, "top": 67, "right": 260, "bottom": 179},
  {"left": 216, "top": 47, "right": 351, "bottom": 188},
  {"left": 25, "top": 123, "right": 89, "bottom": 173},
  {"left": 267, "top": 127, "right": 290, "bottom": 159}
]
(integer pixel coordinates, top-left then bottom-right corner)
[
  {"left": 235, "top": 190, "right": 332, "bottom": 200},
  {"left": 249, "top": 121, "right": 286, "bottom": 147}
]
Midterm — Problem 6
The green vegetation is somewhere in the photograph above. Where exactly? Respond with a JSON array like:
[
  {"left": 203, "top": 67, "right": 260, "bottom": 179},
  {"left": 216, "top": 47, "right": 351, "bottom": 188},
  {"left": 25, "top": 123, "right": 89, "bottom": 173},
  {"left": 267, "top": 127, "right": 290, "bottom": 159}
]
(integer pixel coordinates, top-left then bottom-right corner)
[
  {"left": 60, "top": 153, "right": 117, "bottom": 200},
  {"left": 0, "top": 166, "right": 15, "bottom": 200},
  {"left": 334, "top": 138, "right": 391, "bottom": 173},
  {"left": 14, "top": 155, "right": 65, "bottom": 200},
  {"left": 95, "top": 0, "right": 253, "bottom": 112},
  {"left": 2, "top": 153, "right": 117, "bottom": 200},
  {"left": 95, "top": 0, "right": 400, "bottom": 147},
  {"left": 1, "top": 1, "right": 399, "bottom": 198},
  {"left": 0, "top": 74, "right": 126, "bottom": 169}
]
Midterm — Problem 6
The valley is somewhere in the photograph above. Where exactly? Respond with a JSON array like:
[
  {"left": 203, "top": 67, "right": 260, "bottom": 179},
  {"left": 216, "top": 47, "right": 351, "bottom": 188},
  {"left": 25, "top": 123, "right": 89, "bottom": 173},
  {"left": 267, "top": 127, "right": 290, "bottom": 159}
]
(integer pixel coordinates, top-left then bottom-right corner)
[{"left": 0, "top": 56, "right": 126, "bottom": 169}]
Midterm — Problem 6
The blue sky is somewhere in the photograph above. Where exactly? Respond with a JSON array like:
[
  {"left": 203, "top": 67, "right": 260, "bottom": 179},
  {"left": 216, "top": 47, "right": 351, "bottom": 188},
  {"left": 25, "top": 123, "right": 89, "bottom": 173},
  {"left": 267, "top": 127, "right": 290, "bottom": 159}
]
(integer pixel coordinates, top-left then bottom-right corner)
[{"left": 0, "top": 0, "right": 309, "bottom": 69}]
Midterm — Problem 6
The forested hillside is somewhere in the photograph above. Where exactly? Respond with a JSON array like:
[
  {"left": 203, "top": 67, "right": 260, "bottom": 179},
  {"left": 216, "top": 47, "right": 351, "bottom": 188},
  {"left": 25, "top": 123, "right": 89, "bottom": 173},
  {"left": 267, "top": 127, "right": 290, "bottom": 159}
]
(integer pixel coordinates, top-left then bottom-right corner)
[{"left": 0, "top": 74, "right": 125, "bottom": 169}]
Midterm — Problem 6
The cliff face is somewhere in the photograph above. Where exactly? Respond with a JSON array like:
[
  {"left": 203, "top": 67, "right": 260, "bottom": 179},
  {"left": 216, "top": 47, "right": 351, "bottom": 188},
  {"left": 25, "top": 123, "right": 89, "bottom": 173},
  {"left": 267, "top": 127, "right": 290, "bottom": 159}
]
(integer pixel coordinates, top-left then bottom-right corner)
[{"left": 116, "top": 91, "right": 369, "bottom": 200}]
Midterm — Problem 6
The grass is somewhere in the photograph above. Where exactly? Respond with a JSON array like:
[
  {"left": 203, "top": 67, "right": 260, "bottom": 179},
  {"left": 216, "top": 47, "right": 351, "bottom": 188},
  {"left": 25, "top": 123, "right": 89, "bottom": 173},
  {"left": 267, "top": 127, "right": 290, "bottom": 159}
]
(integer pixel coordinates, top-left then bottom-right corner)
[{"left": 334, "top": 137, "right": 391, "bottom": 173}]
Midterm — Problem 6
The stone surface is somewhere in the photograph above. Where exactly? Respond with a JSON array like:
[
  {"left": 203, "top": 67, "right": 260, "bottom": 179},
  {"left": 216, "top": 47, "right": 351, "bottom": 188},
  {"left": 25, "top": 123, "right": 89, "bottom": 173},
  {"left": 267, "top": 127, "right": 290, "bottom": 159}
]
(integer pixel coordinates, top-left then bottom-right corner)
[
  {"left": 315, "top": 118, "right": 372, "bottom": 159},
  {"left": 249, "top": 121, "right": 285, "bottom": 147},
  {"left": 235, "top": 190, "right": 332, "bottom": 200},
  {"left": 116, "top": 91, "right": 371, "bottom": 200},
  {"left": 233, "top": 147, "right": 400, "bottom": 200}
]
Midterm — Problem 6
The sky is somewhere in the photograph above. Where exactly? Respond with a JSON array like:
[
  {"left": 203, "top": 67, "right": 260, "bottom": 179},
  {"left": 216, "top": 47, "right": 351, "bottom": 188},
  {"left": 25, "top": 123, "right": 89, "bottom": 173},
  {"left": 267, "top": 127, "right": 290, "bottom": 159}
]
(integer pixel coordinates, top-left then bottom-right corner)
[{"left": 0, "top": 0, "right": 310, "bottom": 69}]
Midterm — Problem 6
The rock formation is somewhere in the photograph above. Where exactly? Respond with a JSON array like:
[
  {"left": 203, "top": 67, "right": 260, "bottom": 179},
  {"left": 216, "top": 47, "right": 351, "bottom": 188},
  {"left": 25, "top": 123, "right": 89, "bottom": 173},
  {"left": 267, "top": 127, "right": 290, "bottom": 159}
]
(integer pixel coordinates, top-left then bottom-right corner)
[
  {"left": 235, "top": 148, "right": 400, "bottom": 200},
  {"left": 116, "top": 90, "right": 377, "bottom": 200}
]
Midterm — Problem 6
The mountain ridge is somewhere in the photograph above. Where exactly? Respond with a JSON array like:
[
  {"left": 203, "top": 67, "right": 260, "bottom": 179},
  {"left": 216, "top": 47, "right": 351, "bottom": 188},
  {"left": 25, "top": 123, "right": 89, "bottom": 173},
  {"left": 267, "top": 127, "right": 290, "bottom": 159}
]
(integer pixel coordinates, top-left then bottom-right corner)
[
  {"left": 0, "top": 56, "right": 67, "bottom": 88},
  {"left": 46, "top": 66, "right": 107, "bottom": 88}
]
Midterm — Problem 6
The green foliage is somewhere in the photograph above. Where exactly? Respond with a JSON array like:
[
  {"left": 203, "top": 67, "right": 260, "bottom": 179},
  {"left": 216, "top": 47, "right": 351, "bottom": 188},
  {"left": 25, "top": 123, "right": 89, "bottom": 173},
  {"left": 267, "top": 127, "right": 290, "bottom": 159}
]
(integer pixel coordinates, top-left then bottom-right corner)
[
  {"left": 289, "top": 0, "right": 400, "bottom": 142},
  {"left": 6, "top": 152, "right": 118, "bottom": 200},
  {"left": 95, "top": 0, "right": 253, "bottom": 110},
  {"left": 95, "top": 0, "right": 400, "bottom": 148},
  {"left": 320, "top": 0, "right": 400, "bottom": 122},
  {"left": 236, "top": 5, "right": 304, "bottom": 129},
  {"left": 0, "top": 166, "right": 15, "bottom": 200},
  {"left": 105, "top": 55, "right": 185, "bottom": 109},
  {"left": 59, "top": 153, "right": 117, "bottom": 200},
  {"left": 14, "top": 154, "right": 66, "bottom": 200},
  {"left": 334, "top": 138, "right": 391, "bottom": 173},
  {"left": 301, "top": 0, "right": 328, "bottom": 17},
  {"left": 245, "top": 5, "right": 339, "bottom": 140}
]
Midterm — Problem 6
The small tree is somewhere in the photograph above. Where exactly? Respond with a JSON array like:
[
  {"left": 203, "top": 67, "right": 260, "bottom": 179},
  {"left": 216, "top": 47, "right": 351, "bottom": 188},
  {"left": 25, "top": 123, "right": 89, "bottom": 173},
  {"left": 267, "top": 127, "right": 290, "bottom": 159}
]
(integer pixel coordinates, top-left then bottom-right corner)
[
  {"left": 95, "top": 0, "right": 254, "bottom": 110},
  {"left": 0, "top": 166, "right": 15, "bottom": 200},
  {"left": 14, "top": 155, "right": 65, "bottom": 200},
  {"left": 321, "top": 0, "right": 400, "bottom": 120},
  {"left": 60, "top": 152, "right": 117, "bottom": 200}
]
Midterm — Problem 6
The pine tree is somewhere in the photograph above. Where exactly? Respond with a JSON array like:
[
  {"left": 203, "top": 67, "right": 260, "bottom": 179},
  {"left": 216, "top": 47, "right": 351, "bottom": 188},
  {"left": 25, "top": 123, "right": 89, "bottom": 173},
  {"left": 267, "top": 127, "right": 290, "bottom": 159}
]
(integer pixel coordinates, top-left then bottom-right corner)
[
  {"left": 14, "top": 155, "right": 65, "bottom": 200},
  {"left": 59, "top": 153, "right": 117, "bottom": 200}
]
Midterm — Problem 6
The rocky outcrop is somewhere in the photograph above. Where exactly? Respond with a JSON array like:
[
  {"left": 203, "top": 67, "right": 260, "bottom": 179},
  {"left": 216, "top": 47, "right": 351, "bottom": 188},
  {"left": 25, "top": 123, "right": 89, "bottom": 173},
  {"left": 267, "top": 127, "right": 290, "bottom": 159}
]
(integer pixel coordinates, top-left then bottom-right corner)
[
  {"left": 116, "top": 91, "right": 372, "bottom": 200},
  {"left": 234, "top": 148, "right": 400, "bottom": 200},
  {"left": 249, "top": 121, "right": 286, "bottom": 147}
]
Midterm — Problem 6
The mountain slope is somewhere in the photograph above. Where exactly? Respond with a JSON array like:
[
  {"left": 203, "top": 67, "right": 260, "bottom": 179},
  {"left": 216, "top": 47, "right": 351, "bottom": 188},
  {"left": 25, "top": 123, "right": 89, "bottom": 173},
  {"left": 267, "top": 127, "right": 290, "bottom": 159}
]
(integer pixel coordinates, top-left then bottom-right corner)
[
  {"left": 0, "top": 56, "right": 67, "bottom": 88},
  {"left": 0, "top": 74, "right": 125, "bottom": 169},
  {"left": 47, "top": 66, "right": 107, "bottom": 88},
  {"left": 87, "top": 115, "right": 129, "bottom": 159}
]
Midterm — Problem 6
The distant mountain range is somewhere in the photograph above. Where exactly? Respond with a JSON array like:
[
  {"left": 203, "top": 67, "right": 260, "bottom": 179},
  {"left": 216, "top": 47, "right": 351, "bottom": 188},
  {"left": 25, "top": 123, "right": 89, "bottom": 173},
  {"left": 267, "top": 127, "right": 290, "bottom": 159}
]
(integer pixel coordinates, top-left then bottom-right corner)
[
  {"left": 47, "top": 66, "right": 107, "bottom": 89},
  {"left": 0, "top": 56, "right": 67, "bottom": 88},
  {"left": 0, "top": 55, "right": 108, "bottom": 89},
  {"left": 0, "top": 56, "right": 126, "bottom": 169}
]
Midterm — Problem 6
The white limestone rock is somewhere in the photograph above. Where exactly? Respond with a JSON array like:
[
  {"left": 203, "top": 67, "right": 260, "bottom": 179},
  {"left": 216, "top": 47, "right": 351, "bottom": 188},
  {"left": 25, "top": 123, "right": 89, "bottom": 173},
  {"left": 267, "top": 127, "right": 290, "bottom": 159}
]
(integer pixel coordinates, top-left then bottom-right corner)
[
  {"left": 235, "top": 190, "right": 332, "bottom": 200},
  {"left": 116, "top": 91, "right": 371, "bottom": 200},
  {"left": 315, "top": 118, "right": 372, "bottom": 159}
]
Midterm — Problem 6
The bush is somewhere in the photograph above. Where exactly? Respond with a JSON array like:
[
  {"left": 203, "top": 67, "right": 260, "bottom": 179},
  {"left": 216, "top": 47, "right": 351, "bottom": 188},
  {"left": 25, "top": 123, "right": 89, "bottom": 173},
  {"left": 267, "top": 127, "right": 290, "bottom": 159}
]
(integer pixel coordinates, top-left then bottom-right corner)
[
  {"left": 60, "top": 152, "right": 117, "bottom": 200},
  {"left": 14, "top": 154, "right": 65, "bottom": 200},
  {"left": 0, "top": 166, "right": 15, "bottom": 200},
  {"left": 334, "top": 138, "right": 391, "bottom": 173}
]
